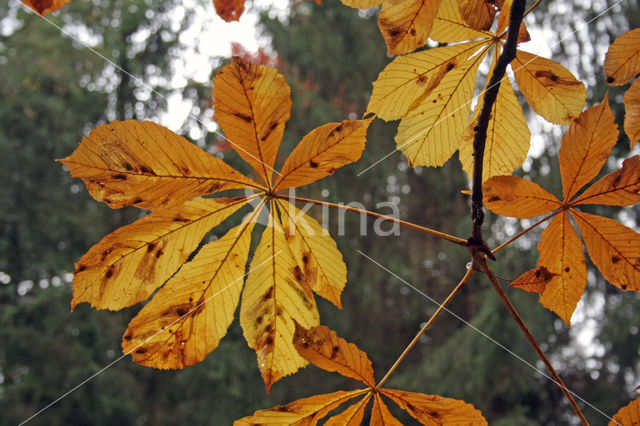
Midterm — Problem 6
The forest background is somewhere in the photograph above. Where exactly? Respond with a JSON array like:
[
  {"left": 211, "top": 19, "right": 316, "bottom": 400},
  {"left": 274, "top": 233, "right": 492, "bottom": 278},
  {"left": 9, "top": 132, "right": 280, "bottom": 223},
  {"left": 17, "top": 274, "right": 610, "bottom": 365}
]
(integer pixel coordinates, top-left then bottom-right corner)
[{"left": 1, "top": 0, "right": 640, "bottom": 424}]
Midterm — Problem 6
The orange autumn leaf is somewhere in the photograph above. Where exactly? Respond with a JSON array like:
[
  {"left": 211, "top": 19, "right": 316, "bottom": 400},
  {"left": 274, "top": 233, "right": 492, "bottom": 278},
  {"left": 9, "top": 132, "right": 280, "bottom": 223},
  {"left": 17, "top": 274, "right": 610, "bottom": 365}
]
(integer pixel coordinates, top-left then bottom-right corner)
[
  {"left": 377, "top": 0, "right": 442, "bottom": 55},
  {"left": 22, "top": 0, "right": 70, "bottom": 15},
  {"left": 431, "top": 0, "right": 492, "bottom": 43},
  {"left": 371, "top": 393, "right": 404, "bottom": 425},
  {"left": 511, "top": 50, "right": 586, "bottom": 124},
  {"left": 63, "top": 57, "right": 371, "bottom": 390},
  {"left": 235, "top": 325, "right": 487, "bottom": 425},
  {"left": 610, "top": 395, "right": 640, "bottom": 426},
  {"left": 537, "top": 211, "right": 587, "bottom": 325},
  {"left": 510, "top": 266, "right": 557, "bottom": 294},
  {"left": 213, "top": 0, "right": 245, "bottom": 22},
  {"left": 624, "top": 78, "right": 640, "bottom": 148},
  {"left": 604, "top": 28, "right": 640, "bottom": 86},
  {"left": 457, "top": 0, "right": 497, "bottom": 31},
  {"left": 293, "top": 323, "right": 376, "bottom": 387},
  {"left": 381, "top": 388, "right": 487, "bottom": 424},
  {"left": 485, "top": 99, "right": 640, "bottom": 325}
]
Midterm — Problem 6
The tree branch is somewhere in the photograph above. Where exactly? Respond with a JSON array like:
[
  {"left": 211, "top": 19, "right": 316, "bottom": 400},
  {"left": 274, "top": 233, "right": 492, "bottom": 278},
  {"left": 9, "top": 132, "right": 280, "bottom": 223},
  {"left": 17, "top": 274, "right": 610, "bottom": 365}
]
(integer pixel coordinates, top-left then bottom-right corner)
[{"left": 469, "top": 0, "right": 526, "bottom": 259}]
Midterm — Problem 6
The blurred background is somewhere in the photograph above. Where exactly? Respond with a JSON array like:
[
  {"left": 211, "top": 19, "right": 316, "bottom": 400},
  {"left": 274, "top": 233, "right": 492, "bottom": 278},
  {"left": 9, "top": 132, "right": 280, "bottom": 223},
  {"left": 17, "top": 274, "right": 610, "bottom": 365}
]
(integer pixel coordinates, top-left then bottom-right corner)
[{"left": 1, "top": 0, "right": 640, "bottom": 424}]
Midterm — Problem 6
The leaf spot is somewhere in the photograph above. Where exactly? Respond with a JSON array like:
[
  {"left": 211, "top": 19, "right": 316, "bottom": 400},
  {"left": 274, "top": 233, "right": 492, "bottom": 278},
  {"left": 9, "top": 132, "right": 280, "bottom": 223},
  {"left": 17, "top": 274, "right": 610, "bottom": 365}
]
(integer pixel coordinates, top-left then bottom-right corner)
[{"left": 612, "top": 255, "right": 621, "bottom": 264}]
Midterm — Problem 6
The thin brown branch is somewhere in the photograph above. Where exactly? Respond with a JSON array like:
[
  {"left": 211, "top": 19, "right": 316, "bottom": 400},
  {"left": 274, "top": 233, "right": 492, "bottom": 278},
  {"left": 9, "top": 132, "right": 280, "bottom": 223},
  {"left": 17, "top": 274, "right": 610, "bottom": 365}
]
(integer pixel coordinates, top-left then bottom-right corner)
[
  {"left": 375, "top": 267, "right": 475, "bottom": 389},
  {"left": 274, "top": 194, "right": 468, "bottom": 246},
  {"left": 473, "top": 253, "right": 590, "bottom": 425},
  {"left": 469, "top": 0, "right": 526, "bottom": 259},
  {"left": 491, "top": 209, "right": 563, "bottom": 255}
]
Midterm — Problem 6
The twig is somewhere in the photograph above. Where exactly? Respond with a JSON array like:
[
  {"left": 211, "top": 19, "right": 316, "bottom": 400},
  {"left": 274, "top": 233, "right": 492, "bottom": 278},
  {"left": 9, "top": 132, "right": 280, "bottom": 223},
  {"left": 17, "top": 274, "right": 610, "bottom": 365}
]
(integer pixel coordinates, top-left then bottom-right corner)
[
  {"left": 375, "top": 267, "right": 475, "bottom": 389},
  {"left": 473, "top": 253, "right": 590, "bottom": 425},
  {"left": 469, "top": 0, "right": 526, "bottom": 259},
  {"left": 273, "top": 194, "right": 468, "bottom": 246}
]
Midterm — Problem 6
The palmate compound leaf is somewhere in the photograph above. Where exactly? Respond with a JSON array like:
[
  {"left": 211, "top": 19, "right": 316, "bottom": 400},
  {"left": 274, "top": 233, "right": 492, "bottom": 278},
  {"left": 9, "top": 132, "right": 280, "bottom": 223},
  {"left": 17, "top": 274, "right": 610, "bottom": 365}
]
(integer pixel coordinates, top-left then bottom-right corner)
[
  {"left": 65, "top": 56, "right": 371, "bottom": 390},
  {"left": 610, "top": 395, "right": 640, "bottom": 426},
  {"left": 604, "top": 28, "right": 640, "bottom": 86},
  {"left": 485, "top": 99, "right": 640, "bottom": 325},
  {"left": 235, "top": 325, "right": 487, "bottom": 425},
  {"left": 22, "top": 0, "right": 71, "bottom": 15},
  {"left": 459, "top": 47, "right": 531, "bottom": 181}
]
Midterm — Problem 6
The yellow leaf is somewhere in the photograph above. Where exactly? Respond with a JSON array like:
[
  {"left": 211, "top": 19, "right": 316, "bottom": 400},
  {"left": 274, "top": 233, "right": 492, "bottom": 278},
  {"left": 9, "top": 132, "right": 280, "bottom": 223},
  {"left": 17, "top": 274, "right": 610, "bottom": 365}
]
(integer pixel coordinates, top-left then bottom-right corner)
[
  {"left": 377, "top": 0, "right": 442, "bottom": 55},
  {"left": 395, "top": 45, "right": 490, "bottom": 167},
  {"left": 573, "top": 211, "right": 640, "bottom": 292},
  {"left": 59, "top": 121, "right": 258, "bottom": 210},
  {"left": 367, "top": 41, "right": 488, "bottom": 121},
  {"left": 325, "top": 394, "right": 372, "bottom": 426},
  {"left": 213, "top": 57, "right": 292, "bottom": 186},
  {"left": 510, "top": 266, "right": 557, "bottom": 294},
  {"left": 71, "top": 198, "right": 247, "bottom": 310},
  {"left": 274, "top": 118, "right": 373, "bottom": 190},
  {"left": 213, "top": 0, "right": 245, "bottom": 22},
  {"left": 512, "top": 50, "right": 586, "bottom": 124},
  {"left": 340, "top": 0, "right": 381, "bottom": 8},
  {"left": 609, "top": 395, "right": 640, "bottom": 426},
  {"left": 538, "top": 212, "right": 587, "bottom": 326},
  {"left": 460, "top": 49, "right": 531, "bottom": 181},
  {"left": 381, "top": 388, "right": 488, "bottom": 424},
  {"left": 233, "top": 389, "right": 369, "bottom": 426},
  {"left": 293, "top": 324, "right": 376, "bottom": 387},
  {"left": 559, "top": 96, "right": 618, "bottom": 202},
  {"left": 604, "top": 28, "right": 640, "bottom": 86},
  {"left": 430, "top": 0, "right": 492, "bottom": 43},
  {"left": 277, "top": 200, "right": 347, "bottom": 308},
  {"left": 457, "top": 0, "right": 497, "bottom": 31},
  {"left": 495, "top": 0, "right": 530, "bottom": 43},
  {"left": 371, "top": 393, "right": 404, "bottom": 426},
  {"left": 483, "top": 176, "right": 561, "bottom": 219},
  {"left": 22, "top": 0, "right": 70, "bottom": 15},
  {"left": 624, "top": 78, "right": 640, "bottom": 148},
  {"left": 241, "top": 205, "right": 320, "bottom": 391},
  {"left": 573, "top": 156, "right": 640, "bottom": 207},
  {"left": 122, "top": 218, "right": 255, "bottom": 369}
]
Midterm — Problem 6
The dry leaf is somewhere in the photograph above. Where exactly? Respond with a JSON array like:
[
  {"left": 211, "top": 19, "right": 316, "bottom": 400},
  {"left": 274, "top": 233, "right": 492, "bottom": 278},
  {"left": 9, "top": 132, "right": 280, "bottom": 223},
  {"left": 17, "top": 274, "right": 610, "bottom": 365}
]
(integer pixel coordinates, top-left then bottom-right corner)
[
  {"left": 371, "top": 393, "right": 404, "bottom": 426},
  {"left": 431, "top": 0, "right": 492, "bottom": 43},
  {"left": 22, "top": 0, "right": 70, "bottom": 15},
  {"left": 495, "top": 0, "right": 530, "bottom": 43},
  {"left": 610, "top": 395, "right": 640, "bottom": 426},
  {"left": 325, "top": 394, "right": 372, "bottom": 425},
  {"left": 624, "top": 78, "right": 640, "bottom": 148},
  {"left": 604, "top": 28, "right": 640, "bottom": 86},
  {"left": 378, "top": 0, "right": 442, "bottom": 55},
  {"left": 574, "top": 156, "right": 640, "bottom": 207},
  {"left": 510, "top": 267, "right": 557, "bottom": 294},
  {"left": 483, "top": 176, "right": 561, "bottom": 219},
  {"left": 213, "top": 0, "right": 245, "bottom": 22},
  {"left": 457, "top": 0, "right": 497, "bottom": 31},
  {"left": 512, "top": 50, "right": 586, "bottom": 124}
]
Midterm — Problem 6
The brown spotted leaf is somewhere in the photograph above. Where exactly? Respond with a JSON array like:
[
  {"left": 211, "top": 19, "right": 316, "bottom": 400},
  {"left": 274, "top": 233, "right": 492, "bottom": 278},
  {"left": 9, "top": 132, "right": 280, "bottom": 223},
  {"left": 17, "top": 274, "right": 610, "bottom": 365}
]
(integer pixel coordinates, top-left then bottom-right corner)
[
  {"left": 59, "top": 121, "right": 258, "bottom": 210},
  {"left": 512, "top": 50, "right": 586, "bottom": 124},
  {"left": 573, "top": 211, "right": 640, "bottom": 292},
  {"left": 559, "top": 96, "right": 619, "bottom": 202},
  {"left": 537, "top": 211, "right": 587, "bottom": 326},
  {"left": 122, "top": 219, "right": 255, "bottom": 369},
  {"left": 483, "top": 176, "right": 561, "bottom": 219},
  {"left": 71, "top": 198, "right": 247, "bottom": 310},
  {"left": 325, "top": 394, "right": 372, "bottom": 426},
  {"left": 371, "top": 393, "right": 404, "bottom": 426},
  {"left": 214, "top": 0, "right": 245, "bottom": 22},
  {"left": 573, "top": 156, "right": 640, "bottom": 207},
  {"left": 275, "top": 118, "right": 372, "bottom": 190},
  {"left": 377, "top": 0, "right": 442, "bottom": 55},
  {"left": 624, "top": 78, "right": 640, "bottom": 148},
  {"left": 293, "top": 324, "right": 376, "bottom": 387},
  {"left": 22, "top": 0, "right": 70, "bottom": 15},
  {"left": 609, "top": 395, "right": 640, "bottom": 426},
  {"left": 240, "top": 205, "right": 320, "bottom": 391},
  {"left": 277, "top": 200, "right": 347, "bottom": 308},
  {"left": 213, "top": 57, "right": 292, "bottom": 186},
  {"left": 381, "top": 388, "right": 488, "bottom": 424},
  {"left": 233, "top": 389, "right": 369, "bottom": 426},
  {"left": 510, "top": 266, "right": 557, "bottom": 294},
  {"left": 604, "top": 28, "right": 640, "bottom": 86}
]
